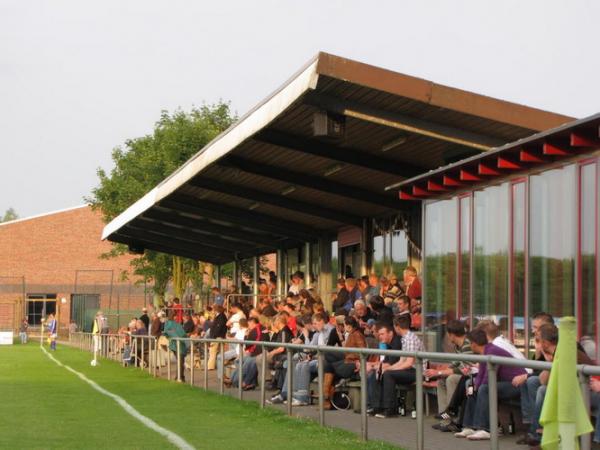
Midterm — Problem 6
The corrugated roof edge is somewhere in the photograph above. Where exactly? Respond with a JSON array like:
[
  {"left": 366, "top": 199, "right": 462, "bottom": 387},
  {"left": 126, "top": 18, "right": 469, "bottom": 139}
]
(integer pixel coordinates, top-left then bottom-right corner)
[{"left": 386, "top": 111, "right": 600, "bottom": 191}]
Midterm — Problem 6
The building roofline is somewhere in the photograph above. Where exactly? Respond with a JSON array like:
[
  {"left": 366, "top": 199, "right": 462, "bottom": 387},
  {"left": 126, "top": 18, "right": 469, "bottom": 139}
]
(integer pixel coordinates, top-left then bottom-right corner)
[{"left": 0, "top": 204, "right": 88, "bottom": 228}]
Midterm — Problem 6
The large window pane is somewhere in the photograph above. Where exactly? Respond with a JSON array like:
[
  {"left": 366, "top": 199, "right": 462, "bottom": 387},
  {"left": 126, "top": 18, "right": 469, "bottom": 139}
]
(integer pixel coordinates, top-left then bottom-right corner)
[
  {"left": 373, "top": 235, "right": 384, "bottom": 275},
  {"left": 459, "top": 196, "right": 471, "bottom": 321},
  {"left": 512, "top": 182, "right": 526, "bottom": 349},
  {"left": 580, "top": 162, "right": 597, "bottom": 360},
  {"left": 391, "top": 230, "right": 408, "bottom": 275},
  {"left": 424, "top": 199, "right": 457, "bottom": 349},
  {"left": 530, "top": 165, "right": 576, "bottom": 321},
  {"left": 473, "top": 184, "right": 509, "bottom": 333},
  {"left": 331, "top": 241, "right": 339, "bottom": 287}
]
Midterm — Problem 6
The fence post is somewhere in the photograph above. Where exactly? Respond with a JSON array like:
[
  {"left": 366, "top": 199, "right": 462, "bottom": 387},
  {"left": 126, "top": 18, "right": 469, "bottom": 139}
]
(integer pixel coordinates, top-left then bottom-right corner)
[
  {"left": 167, "top": 340, "right": 172, "bottom": 381},
  {"left": 189, "top": 339, "right": 194, "bottom": 386},
  {"left": 141, "top": 338, "right": 145, "bottom": 371},
  {"left": 203, "top": 341, "right": 209, "bottom": 390},
  {"left": 153, "top": 338, "right": 158, "bottom": 377},
  {"left": 415, "top": 356, "right": 424, "bottom": 450},
  {"left": 317, "top": 350, "right": 325, "bottom": 427},
  {"left": 359, "top": 354, "right": 367, "bottom": 441},
  {"left": 238, "top": 344, "right": 244, "bottom": 400},
  {"left": 176, "top": 340, "right": 181, "bottom": 382},
  {"left": 286, "top": 349, "right": 293, "bottom": 416},
  {"left": 580, "top": 371, "right": 592, "bottom": 450},
  {"left": 488, "top": 362, "right": 499, "bottom": 450},
  {"left": 219, "top": 341, "right": 225, "bottom": 395},
  {"left": 260, "top": 344, "right": 267, "bottom": 409}
]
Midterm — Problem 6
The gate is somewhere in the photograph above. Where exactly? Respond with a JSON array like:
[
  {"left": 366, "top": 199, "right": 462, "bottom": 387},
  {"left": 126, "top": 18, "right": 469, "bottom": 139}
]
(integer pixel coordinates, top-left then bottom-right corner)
[{"left": 70, "top": 294, "right": 100, "bottom": 332}]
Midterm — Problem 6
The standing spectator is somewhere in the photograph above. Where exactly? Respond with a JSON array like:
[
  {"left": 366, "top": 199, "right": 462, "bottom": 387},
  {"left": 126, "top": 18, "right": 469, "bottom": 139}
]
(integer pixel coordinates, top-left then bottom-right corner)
[
  {"left": 139, "top": 307, "right": 150, "bottom": 330},
  {"left": 68, "top": 320, "right": 78, "bottom": 337},
  {"left": 162, "top": 310, "right": 190, "bottom": 382},
  {"left": 19, "top": 318, "right": 28, "bottom": 344},
  {"left": 46, "top": 313, "right": 57, "bottom": 351},
  {"left": 172, "top": 298, "right": 183, "bottom": 324},
  {"left": 212, "top": 287, "right": 225, "bottom": 307},
  {"left": 207, "top": 305, "right": 228, "bottom": 370}
]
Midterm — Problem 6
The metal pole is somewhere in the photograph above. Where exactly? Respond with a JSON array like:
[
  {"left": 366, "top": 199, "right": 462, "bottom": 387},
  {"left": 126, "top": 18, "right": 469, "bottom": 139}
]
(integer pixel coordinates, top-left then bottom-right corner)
[
  {"left": 219, "top": 342, "right": 225, "bottom": 395},
  {"left": 415, "top": 357, "right": 424, "bottom": 450},
  {"left": 580, "top": 372, "right": 592, "bottom": 450},
  {"left": 153, "top": 338, "right": 158, "bottom": 377},
  {"left": 286, "top": 349, "right": 293, "bottom": 416},
  {"left": 360, "top": 354, "right": 368, "bottom": 441},
  {"left": 488, "top": 363, "right": 499, "bottom": 450},
  {"left": 203, "top": 342, "right": 209, "bottom": 390},
  {"left": 238, "top": 345, "right": 244, "bottom": 400},
  {"left": 317, "top": 350, "right": 325, "bottom": 426},
  {"left": 253, "top": 256, "right": 259, "bottom": 307},
  {"left": 141, "top": 338, "right": 145, "bottom": 371},
  {"left": 190, "top": 339, "right": 194, "bottom": 386},
  {"left": 176, "top": 340, "right": 181, "bottom": 382},
  {"left": 260, "top": 345, "right": 267, "bottom": 408},
  {"left": 304, "top": 242, "right": 311, "bottom": 288},
  {"left": 167, "top": 341, "right": 172, "bottom": 381},
  {"left": 216, "top": 265, "right": 222, "bottom": 291},
  {"left": 276, "top": 249, "right": 284, "bottom": 297}
]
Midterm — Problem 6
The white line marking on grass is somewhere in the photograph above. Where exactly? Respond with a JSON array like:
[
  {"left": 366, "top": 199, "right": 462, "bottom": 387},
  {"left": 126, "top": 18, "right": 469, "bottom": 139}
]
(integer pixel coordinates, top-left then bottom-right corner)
[{"left": 41, "top": 346, "right": 195, "bottom": 450}]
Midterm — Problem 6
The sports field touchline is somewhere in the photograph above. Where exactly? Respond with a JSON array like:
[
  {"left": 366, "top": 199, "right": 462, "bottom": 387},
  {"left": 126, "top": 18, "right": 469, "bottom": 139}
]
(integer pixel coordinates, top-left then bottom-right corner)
[{"left": 40, "top": 345, "right": 196, "bottom": 450}]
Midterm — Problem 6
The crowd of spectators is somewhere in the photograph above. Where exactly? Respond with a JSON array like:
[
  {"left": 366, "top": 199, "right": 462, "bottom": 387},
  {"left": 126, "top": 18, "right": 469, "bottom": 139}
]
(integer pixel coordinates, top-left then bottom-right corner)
[{"left": 113, "top": 266, "right": 600, "bottom": 449}]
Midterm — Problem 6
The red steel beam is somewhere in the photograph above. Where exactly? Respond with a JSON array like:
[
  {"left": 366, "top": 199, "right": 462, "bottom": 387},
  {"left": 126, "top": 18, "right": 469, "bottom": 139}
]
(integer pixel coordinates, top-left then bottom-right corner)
[
  {"left": 478, "top": 163, "right": 501, "bottom": 176},
  {"left": 543, "top": 142, "right": 570, "bottom": 156},
  {"left": 497, "top": 157, "right": 522, "bottom": 170},
  {"left": 460, "top": 169, "right": 481, "bottom": 182},
  {"left": 519, "top": 150, "right": 544, "bottom": 163},
  {"left": 413, "top": 186, "right": 432, "bottom": 196},
  {"left": 571, "top": 131, "right": 600, "bottom": 147},
  {"left": 399, "top": 190, "right": 418, "bottom": 200},
  {"left": 443, "top": 175, "right": 462, "bottom": 187},
  {"left": 427, "top": 180, "right": 448, "bottom": 192}
]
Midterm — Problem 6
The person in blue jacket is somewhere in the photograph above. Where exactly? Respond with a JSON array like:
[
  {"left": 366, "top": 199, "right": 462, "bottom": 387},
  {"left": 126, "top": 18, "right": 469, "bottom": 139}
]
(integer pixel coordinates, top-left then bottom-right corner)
[{"left": 162, "top": 311, "right": 190, "bottom": 382}]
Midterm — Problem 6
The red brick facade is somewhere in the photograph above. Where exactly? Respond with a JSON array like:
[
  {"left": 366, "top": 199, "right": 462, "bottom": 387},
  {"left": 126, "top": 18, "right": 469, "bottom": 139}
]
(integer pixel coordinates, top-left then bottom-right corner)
[{"left": 0, "top": 205, "right": 141, "bottom": 332}]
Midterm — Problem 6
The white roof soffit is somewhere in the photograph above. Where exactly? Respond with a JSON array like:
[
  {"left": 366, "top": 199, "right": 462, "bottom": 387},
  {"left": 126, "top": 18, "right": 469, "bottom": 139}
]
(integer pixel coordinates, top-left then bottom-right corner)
[{"left": 101, "top": 57, "right": 320, "bottom": 241}]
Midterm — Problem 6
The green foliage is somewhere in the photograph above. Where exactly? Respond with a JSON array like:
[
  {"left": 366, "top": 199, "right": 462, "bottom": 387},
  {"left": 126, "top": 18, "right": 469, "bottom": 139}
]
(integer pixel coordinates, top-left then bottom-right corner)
[
  {"left": 87, "top": 103, "right": 236, "bottom": 296},
  {"left": 1, "top": 207, "right": 18, "bottom": 222}
]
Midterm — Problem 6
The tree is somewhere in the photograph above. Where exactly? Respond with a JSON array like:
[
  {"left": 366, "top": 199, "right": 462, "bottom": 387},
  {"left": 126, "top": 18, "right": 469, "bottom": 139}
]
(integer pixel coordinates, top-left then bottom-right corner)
[
  {"left": 1, "top": 208, "right": 18, "bottom": 222},
  {"left": 87, "top": 103, "right": 236, "bottom": 302}
]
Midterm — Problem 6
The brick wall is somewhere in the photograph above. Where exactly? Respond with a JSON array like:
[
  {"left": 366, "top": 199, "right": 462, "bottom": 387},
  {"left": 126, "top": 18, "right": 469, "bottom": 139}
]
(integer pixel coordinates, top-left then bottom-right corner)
[{"left": 0, "top": 206, "right": 139, "bottom": 330}]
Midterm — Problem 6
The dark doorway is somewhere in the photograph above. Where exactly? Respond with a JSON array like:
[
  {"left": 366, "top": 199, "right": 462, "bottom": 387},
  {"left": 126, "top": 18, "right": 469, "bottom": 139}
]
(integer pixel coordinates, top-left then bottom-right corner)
[
  {"left": 27, "top": 294, "right": 57, "bottom": 326},
  {"left": 71, "top": 294, "right": 100, "bottom": 332}
]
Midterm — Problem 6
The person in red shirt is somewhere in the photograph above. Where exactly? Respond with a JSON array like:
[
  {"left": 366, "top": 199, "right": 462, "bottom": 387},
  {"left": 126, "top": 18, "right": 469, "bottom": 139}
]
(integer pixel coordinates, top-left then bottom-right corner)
[
  {"left": 172, "top": 297, "right": 183, "bottom": 324},
  {"left": 403, "top": 266, "right": 422, "bottom": 300}
]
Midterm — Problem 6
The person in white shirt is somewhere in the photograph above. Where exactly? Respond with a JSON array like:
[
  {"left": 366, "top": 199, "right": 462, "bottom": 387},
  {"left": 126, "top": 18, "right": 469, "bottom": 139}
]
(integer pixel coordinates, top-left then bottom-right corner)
[
  {"left": 226, "top": 303, "right": 246, "bottom": 334},
  {"left": 477, "top": 320, "right": 532, "bottom": 374},
  {"left": 218, "top": 318, "right": 248, "bottom": 381}
]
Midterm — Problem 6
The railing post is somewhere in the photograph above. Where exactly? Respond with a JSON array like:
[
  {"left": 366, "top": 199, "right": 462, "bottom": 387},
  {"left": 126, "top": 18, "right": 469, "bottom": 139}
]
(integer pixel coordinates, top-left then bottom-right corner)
[
  {"left": 317, "top": 350, "right": 325, "bottom": 426},
  {"left": 176, "top": 340, "right": 182, "bottom": 382},
  {"left": 260, "top": 344, "right": 267, "bottom": 409},
  {"left": 359, "top": 354, "right": 367, "bottom": 441},
  {"left": 415, "top": 355, "right": 424, "bottom": 450},
  {"left": 190, "top": 339, "right": 194, "bottom": 386},
  {"left": 167, "top": 340, "right": 172, "bottom": 380},
  {"left": 580, "top": 371, "right": 592, "bottom": 450},
  {"left": 141, "top": 337, "right": 145, "bottom": 371},
  {"left": 238, "top": 345, "right": 244, "bottom": 400},
  {"left": 203, "top": 341, "right": 209, "bottom": 390},
  {"left": 488, "top": 362, "right": 499, "bottom": 450},
  {"left": 147, "top": 338, "right": 152, "bottom": 375},
  {"left": 286, "top": 349, "right": 293, "bottom": 416},
  {"left": 219, "top": 341, "right": 225, "bottom": 395}
]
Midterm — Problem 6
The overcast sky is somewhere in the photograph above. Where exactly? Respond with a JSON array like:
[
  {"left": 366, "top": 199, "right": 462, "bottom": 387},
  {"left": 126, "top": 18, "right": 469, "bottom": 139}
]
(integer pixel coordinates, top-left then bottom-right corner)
[{"left": 1, "top": 0, "right": 599, "bottom": 219}]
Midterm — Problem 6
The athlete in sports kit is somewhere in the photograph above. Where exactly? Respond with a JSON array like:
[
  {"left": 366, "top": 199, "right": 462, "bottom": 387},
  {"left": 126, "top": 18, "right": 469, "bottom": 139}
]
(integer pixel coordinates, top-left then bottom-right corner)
[{"left": 47, "top": 313, "right": 57, "bottom": 351}]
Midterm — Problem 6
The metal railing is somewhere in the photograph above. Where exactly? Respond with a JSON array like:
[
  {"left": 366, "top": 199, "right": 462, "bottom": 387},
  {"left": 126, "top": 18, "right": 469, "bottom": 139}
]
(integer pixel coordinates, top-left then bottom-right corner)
[
  {"left": 70, "top": 332, "right": 600, "bottom": 450},
  {"left": 224, "top": 293, "right": 287, "bottom": 309}
]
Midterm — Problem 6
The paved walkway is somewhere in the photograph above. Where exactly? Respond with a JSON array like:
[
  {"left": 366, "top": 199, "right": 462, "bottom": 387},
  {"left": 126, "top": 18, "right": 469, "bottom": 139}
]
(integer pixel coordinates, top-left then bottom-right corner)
[{"left": 150, "top": 362, "right": 523, "bottom": 450}]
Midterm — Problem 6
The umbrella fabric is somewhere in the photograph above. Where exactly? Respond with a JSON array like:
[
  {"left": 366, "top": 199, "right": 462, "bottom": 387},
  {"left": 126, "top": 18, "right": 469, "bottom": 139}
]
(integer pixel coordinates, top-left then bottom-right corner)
[{"left": 540, "top": 317, "right": 593, "bottom": 450}]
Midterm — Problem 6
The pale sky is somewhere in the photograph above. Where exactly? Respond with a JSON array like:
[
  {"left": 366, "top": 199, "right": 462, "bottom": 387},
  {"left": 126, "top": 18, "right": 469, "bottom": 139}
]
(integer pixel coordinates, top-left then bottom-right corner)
[{"left": 1, "top": 0, "right": 599, "bottom": 218}]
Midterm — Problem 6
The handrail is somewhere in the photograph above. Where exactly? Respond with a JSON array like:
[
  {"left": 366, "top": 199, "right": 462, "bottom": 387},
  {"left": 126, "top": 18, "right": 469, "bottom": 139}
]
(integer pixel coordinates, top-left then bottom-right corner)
[
  {"left": 69, "top": 332, "right": 597, "bottom": 450},
  {"left": 224, "top": 293, "right": 287, "bottom": 309}
]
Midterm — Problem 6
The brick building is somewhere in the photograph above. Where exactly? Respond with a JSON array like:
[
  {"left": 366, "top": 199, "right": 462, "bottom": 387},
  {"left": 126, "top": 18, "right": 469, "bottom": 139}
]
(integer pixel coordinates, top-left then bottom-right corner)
[{"left": 0, "top": 205, "right": 145, "bottom": 334}]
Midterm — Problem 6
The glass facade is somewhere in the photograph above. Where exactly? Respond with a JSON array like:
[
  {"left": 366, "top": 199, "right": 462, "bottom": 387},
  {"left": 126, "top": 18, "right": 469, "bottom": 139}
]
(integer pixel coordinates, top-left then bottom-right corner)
[
  {"left": 373, "top": 228, "right": 409, "bottom": 277},
  {"left": 424, "top": 199, "right": 457, "bottom": 339},
  {"left": 423, "top": 158, "right": 599, "bottom": 356},
  {"left": 473, "top": 184, "right": 509, "bottom": 332}
]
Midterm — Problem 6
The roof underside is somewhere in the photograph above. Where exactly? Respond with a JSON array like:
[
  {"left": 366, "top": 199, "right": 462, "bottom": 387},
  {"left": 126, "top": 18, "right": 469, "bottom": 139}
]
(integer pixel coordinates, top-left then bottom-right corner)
[
  {"left": 102, "top": 52, "right": 574, "bottom": 264},
  {"left": 393, "top": 113, "right": 600, "bottom": 200}
]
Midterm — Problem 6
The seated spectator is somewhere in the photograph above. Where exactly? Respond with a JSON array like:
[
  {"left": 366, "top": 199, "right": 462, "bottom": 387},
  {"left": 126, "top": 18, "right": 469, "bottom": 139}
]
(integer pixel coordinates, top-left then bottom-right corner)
[
  {"left": 321, "top": 316, "right": 367, "bottom": 409},
  {"left": 428, "top": 319, "right": 474, "bottom": 431},
  {"left": 229, "top": 317, "right": 264, "bottom": 387},
  {"left": 343, "top": 277, "right": 362, "bottom": 314},
  {"left": 367, "top": 273, "right": 381, "bottom": 301},
  {"left": 258, "top": 298, "right": 277, "bottom": 317},
  {"left": 299, "top": 289, "right": 315, "bottom": 311},
  {"left": 182, "top": 312, "right": 195, "bottom": 335},
  {"left": 332, "top": 278, "right": 349, "bottom": 316},
  {"left": 226, "top": 303, "right": 246, "bottom": 334},
  {"left": 395, "top": 295, "right": 411, "bottom": 320},
  {"left": 383, "top": 274, "right": 402, "bottom": 305},
  {"left": 351, "top": 299, "right": 375, "bottom": 329},
  {"left": 522, "top": 323, "right": 593, "bottom": 446},
  {"left": 272, "top": 312, "right": 342, "bottom": 406},
  {"left": 358, "top": 276, "right": 370, "bottom": 299},
  {"left": 455, "top": 328, "right": 527, "bottom": 441},
  {"left": 369, "top": 296, "right": 394, "bottom": 326},
  {"left": 211, "top": 287, "right": 225, "bottom": 307},
  {"left": 373, "top": 315, "right": 424, "bottom": 418},
  {"left": 366, "top": 321, "right": 403, "bottom": 416},
  {"left": 218, "top": 318, "right": 248, "bottom": 381}
]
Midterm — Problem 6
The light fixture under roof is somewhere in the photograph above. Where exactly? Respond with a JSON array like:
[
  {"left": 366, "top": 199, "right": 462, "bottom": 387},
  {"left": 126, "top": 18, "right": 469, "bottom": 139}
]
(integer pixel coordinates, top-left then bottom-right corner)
[
  {"left": 381, "top": 134, "right": 408, "bottom": 152},
  {"left": 248, "top": 202, "right": 261, "bottom": 210},
  {"left": 324, "top": 163, "right": 344, "bottom": 177},
  {"left": 280, "top": 185, "right": 296, "bottom": 196}
]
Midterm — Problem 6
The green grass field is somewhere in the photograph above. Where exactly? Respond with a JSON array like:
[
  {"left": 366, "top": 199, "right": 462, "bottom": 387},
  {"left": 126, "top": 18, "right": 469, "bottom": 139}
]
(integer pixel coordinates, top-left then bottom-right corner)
[{"left": 0, "top": 343, "right": 400, "bottom": 450}]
